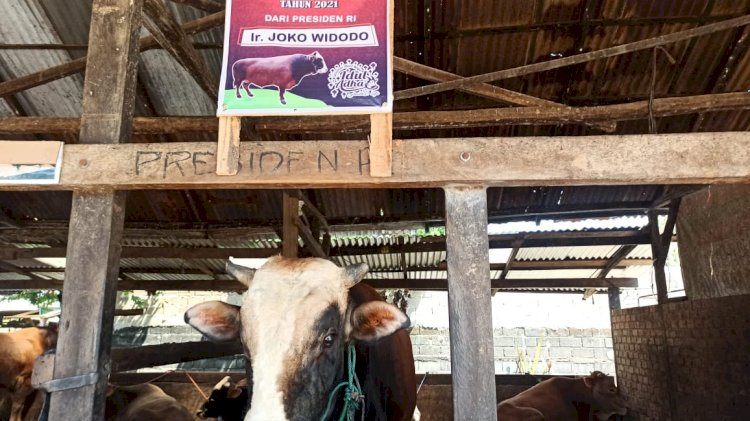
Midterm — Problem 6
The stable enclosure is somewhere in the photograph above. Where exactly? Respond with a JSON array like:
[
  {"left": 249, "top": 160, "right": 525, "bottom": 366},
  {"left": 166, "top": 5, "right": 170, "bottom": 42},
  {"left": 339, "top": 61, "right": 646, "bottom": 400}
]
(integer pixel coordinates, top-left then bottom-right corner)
[{"left": 1, "top": 0, "right": 750, "bottom": 420}]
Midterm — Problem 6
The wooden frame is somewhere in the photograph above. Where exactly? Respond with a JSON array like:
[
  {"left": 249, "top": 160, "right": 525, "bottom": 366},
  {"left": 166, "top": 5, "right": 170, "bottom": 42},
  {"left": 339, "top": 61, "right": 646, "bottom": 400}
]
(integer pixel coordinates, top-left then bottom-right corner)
[{"left": 0, "top": 133, "right": 747, "bottom": 191}]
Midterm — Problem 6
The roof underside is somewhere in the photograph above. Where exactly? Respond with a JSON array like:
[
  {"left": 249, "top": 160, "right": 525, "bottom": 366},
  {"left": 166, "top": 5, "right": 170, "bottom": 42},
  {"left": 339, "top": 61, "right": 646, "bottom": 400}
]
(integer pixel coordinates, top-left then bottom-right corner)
[{"left": 1, "top": 0, "right": 745, "bottom": 292}]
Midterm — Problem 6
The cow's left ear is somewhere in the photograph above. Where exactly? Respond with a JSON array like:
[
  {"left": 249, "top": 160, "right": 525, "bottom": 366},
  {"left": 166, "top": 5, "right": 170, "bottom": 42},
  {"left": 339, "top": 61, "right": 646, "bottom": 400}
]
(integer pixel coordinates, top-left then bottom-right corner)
[{"left": 349, "top": 301, "right": 410, "bottom": 342}]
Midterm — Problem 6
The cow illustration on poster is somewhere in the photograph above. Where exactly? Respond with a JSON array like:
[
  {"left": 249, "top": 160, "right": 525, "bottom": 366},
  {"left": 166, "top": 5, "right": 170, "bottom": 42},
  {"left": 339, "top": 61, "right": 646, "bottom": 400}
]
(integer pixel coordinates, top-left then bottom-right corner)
[{"left": 218, "top": 0, "right": 391, "bottom": 115}]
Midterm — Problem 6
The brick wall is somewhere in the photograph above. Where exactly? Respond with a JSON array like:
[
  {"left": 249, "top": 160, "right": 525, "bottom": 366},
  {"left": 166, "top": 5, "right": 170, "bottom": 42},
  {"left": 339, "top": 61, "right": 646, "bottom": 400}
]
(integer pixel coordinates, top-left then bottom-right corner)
[
  {"left": 611, "top": 294, "right": 750, "bottom": 421},
  {"left": 678, "top": 185, "right": 750, "bottom": 298}
]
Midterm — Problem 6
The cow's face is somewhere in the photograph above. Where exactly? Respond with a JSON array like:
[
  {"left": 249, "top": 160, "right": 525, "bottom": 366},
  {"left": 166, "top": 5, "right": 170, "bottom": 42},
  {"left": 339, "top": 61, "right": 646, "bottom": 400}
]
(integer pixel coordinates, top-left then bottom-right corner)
[
  {"left": 584, "top": 371, "right": 628, "bottom": 420},
  {"left": 185, "top": 257, "right": 409, "bottom": 421},
  {"left": 309, "top": 51, "right": 328, "bottom": 74}
]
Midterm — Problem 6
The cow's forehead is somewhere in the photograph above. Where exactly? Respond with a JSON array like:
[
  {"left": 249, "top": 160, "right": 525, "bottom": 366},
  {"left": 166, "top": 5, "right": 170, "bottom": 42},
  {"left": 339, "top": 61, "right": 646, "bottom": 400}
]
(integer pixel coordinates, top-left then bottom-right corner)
[{"left": 244, "top": 257, "right": 350, "bottom": 317}]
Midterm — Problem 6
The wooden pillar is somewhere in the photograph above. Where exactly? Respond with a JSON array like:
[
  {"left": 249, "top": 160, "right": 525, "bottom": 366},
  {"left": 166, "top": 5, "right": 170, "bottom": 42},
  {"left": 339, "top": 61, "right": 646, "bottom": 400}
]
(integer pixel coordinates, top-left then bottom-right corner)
[
  {"left": 608, "top": 287, "right": 621, "bottom": 310},
  {"left": 444, "top": 187, "right": 497, "bottom": 420},
  {"left": 282, "top": 191, "right": 299, "bottom": 257},
  {"left": 649, "top": 199, "right": 681, "bottom": 304},
  {"left": 47, "top": 0, "right": 141, "bottom": 419}
]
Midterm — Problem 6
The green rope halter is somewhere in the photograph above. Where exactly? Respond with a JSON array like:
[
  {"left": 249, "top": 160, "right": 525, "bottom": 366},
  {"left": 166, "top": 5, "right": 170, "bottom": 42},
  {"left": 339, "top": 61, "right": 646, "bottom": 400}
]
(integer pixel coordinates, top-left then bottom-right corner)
[{"left": 320, "top": 342, "right": 364, "bottom": 421}]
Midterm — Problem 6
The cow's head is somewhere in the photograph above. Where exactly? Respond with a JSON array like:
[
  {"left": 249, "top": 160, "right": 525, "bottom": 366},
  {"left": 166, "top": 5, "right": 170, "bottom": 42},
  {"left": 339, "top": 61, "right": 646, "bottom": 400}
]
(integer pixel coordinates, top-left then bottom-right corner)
[
  {"left": 185, "top": 257, "right": 409, "bottom": 421},
  {"left": 583, "top": 371, "right": 627, "bottom": 420},
  {"left": 308, "top": 51, "right": 328, "bottom": 74}
]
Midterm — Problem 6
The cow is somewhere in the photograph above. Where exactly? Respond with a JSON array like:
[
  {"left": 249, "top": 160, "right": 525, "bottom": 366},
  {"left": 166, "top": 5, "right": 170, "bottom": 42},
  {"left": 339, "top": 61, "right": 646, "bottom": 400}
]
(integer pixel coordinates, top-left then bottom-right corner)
[
  {"left": 232, "top": 51, "right": 328, "bottom": 105},
  {"left": 104, "top": 383, "right": 193, "bottom": 421},
  {"left": 185, "top": 257, "right": 417, "bottom": 421},
  {"left": 496, "top": 371, "right": 628, "bottom": 421},
  {"left": 0, "top": 326, "right": 57, "bottom": 421},
  {"left": 199, "top": 376, "right": 249, "bottom": 421}
]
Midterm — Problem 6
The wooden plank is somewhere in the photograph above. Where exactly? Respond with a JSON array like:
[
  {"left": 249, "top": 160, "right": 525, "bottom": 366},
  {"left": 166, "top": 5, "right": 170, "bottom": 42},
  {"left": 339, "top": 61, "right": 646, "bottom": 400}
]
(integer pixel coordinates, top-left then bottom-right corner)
[
  {"left": 392, "top": 57, "right": 616, "bottom": 133},
  {"left": 47, "top": 0, "right": 141, "bottom": 419},
  {"left": 142, "top": 0, "right": 218, "bottom": 102},
  {"left": 216, "top": 116, "right": 241, "bottom": 175},
  {"left": 0, "top": 132, "right": 747, "bottom": 190},
  {"left": 0, "top": 277, "right": 638, "bottom": 291},
  {"left": 444, "top": 187, "right": 496, "bottom": 420},
  {"left": 369, "top": 113, "right": 393, "bottom": 177},
  {"left": 111, "top": 341, "right": 243, "bottom": 372},
  {"left": 2, "top": 92, "right": 749, "bottom": 135},
  {"left": 0, "top": 11, "right": 224, "bottom": 97},
  {"left": 649, "top": 199, "right": 681, "bottom": 304},
  {"left": 282, "top": 191, "right": 299, "bottom": 258},
  {"left": 395, "top": 15, "right": 750, "bottom": 100}
]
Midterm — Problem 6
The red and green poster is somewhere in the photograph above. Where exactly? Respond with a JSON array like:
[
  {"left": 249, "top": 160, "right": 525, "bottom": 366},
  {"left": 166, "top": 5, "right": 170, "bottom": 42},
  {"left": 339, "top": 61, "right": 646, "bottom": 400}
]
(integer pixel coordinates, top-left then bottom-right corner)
[{"left": 218, "top": 0, "right": 392, "bottom": 116}]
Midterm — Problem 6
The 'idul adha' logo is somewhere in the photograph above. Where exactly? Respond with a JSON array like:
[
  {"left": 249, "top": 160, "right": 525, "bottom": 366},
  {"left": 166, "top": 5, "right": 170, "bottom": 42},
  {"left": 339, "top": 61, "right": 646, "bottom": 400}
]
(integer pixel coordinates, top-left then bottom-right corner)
[{"left": 327, "top": 59, "right": 380, "bottom": 99}]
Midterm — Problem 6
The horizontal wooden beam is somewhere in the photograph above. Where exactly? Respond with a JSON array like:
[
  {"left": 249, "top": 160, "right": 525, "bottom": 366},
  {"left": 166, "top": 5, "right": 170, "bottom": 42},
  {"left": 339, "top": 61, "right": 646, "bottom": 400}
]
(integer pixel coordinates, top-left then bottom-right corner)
[
  {"left": 0, "top": 277, "right": 637, "bottom": 291},
  {"left": 112, "top": 340, "right": 242, "bottom": 372},
  {"left": 0, "top": 133, "right": 747, "bottom": 190},
  {"left": 2, "top": 92, "right": 747, "bottom": 136}
]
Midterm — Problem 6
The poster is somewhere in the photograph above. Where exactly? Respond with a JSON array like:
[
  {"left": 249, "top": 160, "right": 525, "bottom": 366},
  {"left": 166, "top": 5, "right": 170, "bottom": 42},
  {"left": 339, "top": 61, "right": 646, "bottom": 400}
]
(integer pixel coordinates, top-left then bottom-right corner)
[
  {"left": 0, "top": 141, "right": 63, "bottom": 185},
  {"left": 217, "top": 0, "right": 391, "bottom": 116}
]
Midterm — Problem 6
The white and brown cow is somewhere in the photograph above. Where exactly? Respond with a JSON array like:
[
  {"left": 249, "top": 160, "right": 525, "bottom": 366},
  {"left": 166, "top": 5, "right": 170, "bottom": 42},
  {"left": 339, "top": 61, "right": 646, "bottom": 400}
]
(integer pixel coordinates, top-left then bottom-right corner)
[
  {"left": 497, "top": 371, "right": 628, "bottom": 421},
  {"left": 185, "top": 256, "right": 417, "bottom": 421},
  {"left": 0, "top": 326, "right": 57, "bottom": 421}
]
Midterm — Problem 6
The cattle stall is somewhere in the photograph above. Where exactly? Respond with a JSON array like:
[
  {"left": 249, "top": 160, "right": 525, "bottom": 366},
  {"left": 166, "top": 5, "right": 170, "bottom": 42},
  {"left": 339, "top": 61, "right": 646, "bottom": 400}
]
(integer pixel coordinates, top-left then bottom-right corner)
[{"left": 0, "top": 0, "right": 749, "bottom": 420}]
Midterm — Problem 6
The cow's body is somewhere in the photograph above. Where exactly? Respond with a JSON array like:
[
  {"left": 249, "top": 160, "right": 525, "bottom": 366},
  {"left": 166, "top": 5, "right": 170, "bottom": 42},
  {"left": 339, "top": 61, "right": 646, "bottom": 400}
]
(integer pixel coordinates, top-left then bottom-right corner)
[
  {"left": 186, "top": 257, "right": 417, "bottom": 421},
  {"left": 104, "top": 383, "right": 192, "bottom": 421},
  {"left": 0, "top": 327, "right": 57, "bottom": 421},
  {"left": 232, "top": 52, "right": 327, "bottom": 104},
  {"left": 497, "top": 372, "right": 627, "bottom": 421}
]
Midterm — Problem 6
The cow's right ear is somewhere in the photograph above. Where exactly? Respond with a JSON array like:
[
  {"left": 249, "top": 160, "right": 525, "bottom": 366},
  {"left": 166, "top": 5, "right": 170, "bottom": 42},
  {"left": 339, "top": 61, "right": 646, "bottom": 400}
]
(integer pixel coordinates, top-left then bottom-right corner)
[
  {"left": 583, "top": 371, "right": 605, "bottom": 388},
  {"left": 185, "top": 301, "right": 242, "bottom": 342}
]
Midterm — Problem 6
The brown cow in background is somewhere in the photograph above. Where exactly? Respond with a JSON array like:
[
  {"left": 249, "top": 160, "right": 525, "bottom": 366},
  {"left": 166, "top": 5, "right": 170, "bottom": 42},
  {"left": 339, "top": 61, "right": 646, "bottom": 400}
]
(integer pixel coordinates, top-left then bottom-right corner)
[
  {"left": 0, "top": 326, "right": 57, "bottom": 421},
  {"left": 497, "top": 371, "right": 627, "bottom": 421},
  {"left": 232, "top": 51, "right": 328, "bottom": 105}
]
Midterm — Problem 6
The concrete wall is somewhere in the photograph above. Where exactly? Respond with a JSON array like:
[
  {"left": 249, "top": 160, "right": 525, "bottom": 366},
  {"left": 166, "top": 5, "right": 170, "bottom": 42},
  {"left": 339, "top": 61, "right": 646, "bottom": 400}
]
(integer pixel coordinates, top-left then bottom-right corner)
[
  {"left": 678, "top": 185, "right": 750, "bottom": 299},
  {"left": 611, "top": 294, "right": 750, "bottom": 421}
]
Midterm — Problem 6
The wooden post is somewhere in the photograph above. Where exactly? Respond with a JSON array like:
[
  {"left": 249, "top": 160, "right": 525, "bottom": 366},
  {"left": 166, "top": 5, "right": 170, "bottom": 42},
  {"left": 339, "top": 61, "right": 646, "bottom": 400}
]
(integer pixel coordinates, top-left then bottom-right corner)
[
  {"left": 649, "top": 200, "right": 680, "bottom": 304},
  {"left": 282, "top": 191, "right": 299, "bottom": 257},
  {"left": 369, "top": 113, "right": 393, "bottom": 177},
  {"left": 46, "top": 0, "right": 141, "bottom": 419},
  {"left": 217, "top": 116, "right": 241, "bottom": 175},
  {"left": 444, "top": 187, "right": 497, "bottom": 420},
  {"left": 608, "top": 287, "right": 621, "bottom": 310}
]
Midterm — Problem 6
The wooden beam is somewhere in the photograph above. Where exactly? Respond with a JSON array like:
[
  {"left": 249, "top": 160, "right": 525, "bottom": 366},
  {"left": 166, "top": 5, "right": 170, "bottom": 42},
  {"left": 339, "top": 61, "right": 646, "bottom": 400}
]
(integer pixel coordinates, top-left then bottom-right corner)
[
  {"left": 47, "top": 0, "right": 141, "bottom": 419},
  {"left": 1, "top": 92, "right": 748, "bottom": 136},
  {"left": 444, "top": 187, "right": 496, "bottom": 420},
  {"left": 111, "top": 341, "right": 242, "bottom": 372},
  {"left": 392, "top": 57, "right": 616, "bottom": 133},
  {"left": 216, "top": 116, "right": 241, "bottom": 175},
  {"left": 369, "top": 113, "right": 393, "bottom": 177},
  {"left": 395, "top": 15, "right": 750, "bottom": 100},
  {"left": 295, "top": 216, "right": 327, "bottom": 258},
  {"left": 649, "top": 199, "right": 681, "bottom": 304},
  {"left": 0, "top": 277, "right": 638, "bottom": 291},
  {"left": 142, "top": 0, "right": 218, "bottom": 102},
  {"left": 168, "top": 0, "right": 224, "bottom": 13},
  {"left": 3, "top": 92, "right": 748, "bottom": 136},
  {"left": 583, "top": 244, "right": 637, "bottom": 300},
  {"left": 0, "top": 11, "right": 224, "bottom": 97},
  {"left": 1, "top": 132, "right": 748, "bottom": 191},
  {"left": 282, "top": 191, "right": 299, "bottom": 258}
]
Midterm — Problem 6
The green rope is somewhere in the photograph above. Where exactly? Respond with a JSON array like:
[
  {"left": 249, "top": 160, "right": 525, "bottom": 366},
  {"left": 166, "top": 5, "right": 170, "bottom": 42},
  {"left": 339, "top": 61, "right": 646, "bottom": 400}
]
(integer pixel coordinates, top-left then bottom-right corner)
[{"left": 320, "top": 343, "right": 365, "bottom": 421}]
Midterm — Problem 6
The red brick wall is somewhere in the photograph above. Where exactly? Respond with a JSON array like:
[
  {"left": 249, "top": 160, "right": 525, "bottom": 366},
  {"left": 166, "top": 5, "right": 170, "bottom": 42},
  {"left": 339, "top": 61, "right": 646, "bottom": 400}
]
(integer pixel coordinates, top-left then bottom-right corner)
[
  {"left": 678, "top": 185, "right": 750, "bottom": 299},
  {"left": 611, "top": 294, "right": 750, "bottom": 420}
]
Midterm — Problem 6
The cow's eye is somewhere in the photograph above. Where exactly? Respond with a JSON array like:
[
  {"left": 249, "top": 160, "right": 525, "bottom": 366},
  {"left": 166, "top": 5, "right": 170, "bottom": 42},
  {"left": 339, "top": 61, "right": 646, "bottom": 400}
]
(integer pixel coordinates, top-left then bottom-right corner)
[
  {"left": 609, "top": 387, "right": 616, "bottom": 393},
  {"left": 323, "top": 334, "right": 335, "bottom": 348}
]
